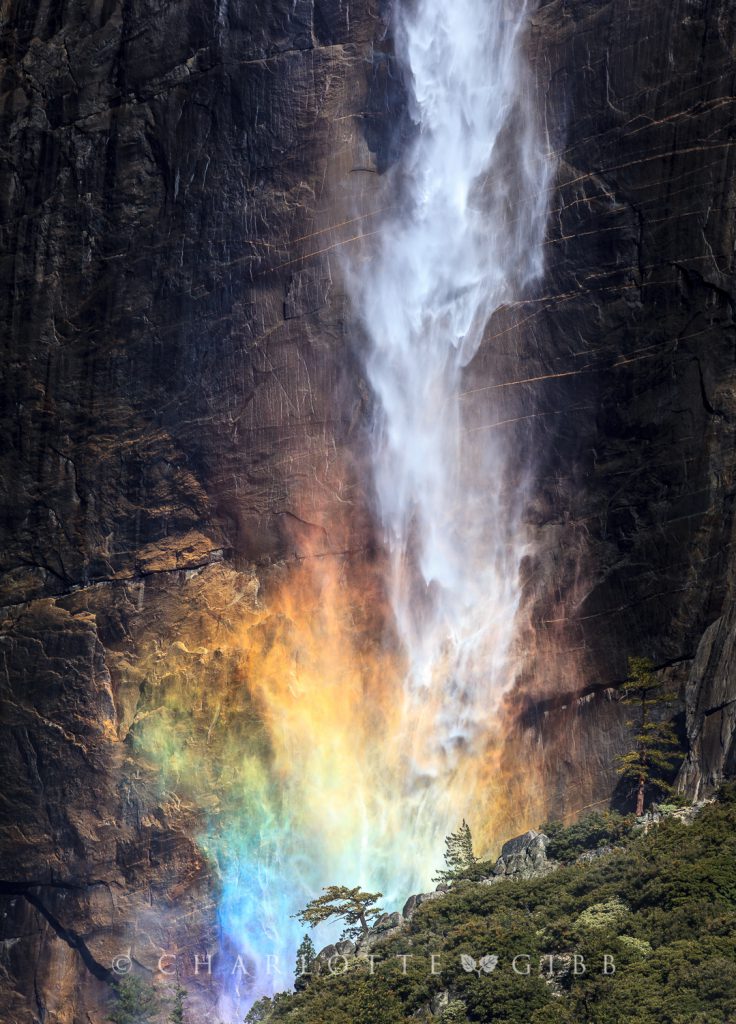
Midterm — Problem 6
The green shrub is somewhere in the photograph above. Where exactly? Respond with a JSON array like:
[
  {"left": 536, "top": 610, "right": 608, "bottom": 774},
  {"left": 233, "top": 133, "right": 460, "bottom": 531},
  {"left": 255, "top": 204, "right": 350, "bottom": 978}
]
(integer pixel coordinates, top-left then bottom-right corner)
[
  {"left": 258, "top": 786, "right": 736, "bottom": 1023},
  {"left": 108, "top": 977, "right": 158, "bottom": 1024},
  {"left": 575, "top": 897, "right": 629, "bottom": 932},
  {"left": 542, "top": 811, "right": 634, "bottom": 863},
  {"left": 717, "top": 780, "right": 736, "bottom": 805},
  {"left": 617, "top": 935, "right": 652, "bottom": 958},
  {"left": 439, "top": 1000, "right": 469, "bottom": 1023}
]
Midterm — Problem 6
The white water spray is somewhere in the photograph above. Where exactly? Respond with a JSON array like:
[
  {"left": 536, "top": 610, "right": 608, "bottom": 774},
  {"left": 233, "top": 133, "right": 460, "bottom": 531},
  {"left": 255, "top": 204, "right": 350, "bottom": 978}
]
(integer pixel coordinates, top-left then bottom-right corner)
[
  {"left": 215, "top": 4, "right": 551, "bottom": 1013},
  {"left": 351, "top": 0, "right": 551, "bottom": 855}
]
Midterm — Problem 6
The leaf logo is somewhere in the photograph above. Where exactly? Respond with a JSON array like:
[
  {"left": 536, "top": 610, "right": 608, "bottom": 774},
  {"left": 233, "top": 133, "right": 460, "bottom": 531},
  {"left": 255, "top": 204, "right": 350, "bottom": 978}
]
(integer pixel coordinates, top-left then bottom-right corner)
[{"left": 460, "top": 954, "right": 498, "bottom": 976}]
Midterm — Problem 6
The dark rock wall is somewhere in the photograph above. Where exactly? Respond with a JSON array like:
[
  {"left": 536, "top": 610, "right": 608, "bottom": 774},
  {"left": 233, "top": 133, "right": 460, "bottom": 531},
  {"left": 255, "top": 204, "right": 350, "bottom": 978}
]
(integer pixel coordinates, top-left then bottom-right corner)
[
  {"left": 1, "top": 0, "right": 735, "bottom": 1020},
  {"left": 492, "top": 0, "right": 736, "bottom": 816},
  {"left": 0, "top": 2, "right": 389, "bottom": 1020},
  {"left": 531, "top": 0, "right": 736, "bottom": 683},
  {"left": 0, "top": 0, "right": 389, "bottom": 600}
]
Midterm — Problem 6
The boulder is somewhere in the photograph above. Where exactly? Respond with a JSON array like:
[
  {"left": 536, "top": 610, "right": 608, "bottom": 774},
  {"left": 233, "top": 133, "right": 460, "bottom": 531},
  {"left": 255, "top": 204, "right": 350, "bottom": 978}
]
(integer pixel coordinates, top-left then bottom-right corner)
[
  {"left": 492, "top": 830, "right": 556, "bottom": 880},
  {"left": 401, "top": 890, "right": 445, "bottom": 921}
]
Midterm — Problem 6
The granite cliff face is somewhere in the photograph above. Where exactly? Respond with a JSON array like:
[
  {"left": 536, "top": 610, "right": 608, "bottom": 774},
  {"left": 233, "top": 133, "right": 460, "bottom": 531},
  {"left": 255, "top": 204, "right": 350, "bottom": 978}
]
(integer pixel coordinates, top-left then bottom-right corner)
[
  {"left": 500, "top": 0, "right": 736, "bottom": 816},
  {"left": 1, "top": 0, "right": 734, "bottom": 1021},
  {"left": 1, "top": 2, "right": 389, "bottom": 1019}
]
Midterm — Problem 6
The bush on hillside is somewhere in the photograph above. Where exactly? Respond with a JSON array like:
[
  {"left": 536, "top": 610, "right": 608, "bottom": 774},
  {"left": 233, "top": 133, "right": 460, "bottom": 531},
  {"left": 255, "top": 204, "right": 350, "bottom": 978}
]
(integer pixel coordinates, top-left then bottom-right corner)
[{"left": 541, "top": 810, "right": 634, "bottom": 863}]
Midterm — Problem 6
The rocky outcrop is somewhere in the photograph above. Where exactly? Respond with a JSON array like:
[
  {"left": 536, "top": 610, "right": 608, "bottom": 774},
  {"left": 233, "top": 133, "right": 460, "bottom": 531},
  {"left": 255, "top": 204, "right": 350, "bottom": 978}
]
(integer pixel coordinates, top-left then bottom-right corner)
[
  {"left": 678, "top": 603, "right": 736, "bottom": 796},
  {"left": 490, "top": 830, "right": 556, "bottom": 881},
  {"left": 315, "top": 913, "right": 405, "bottom": 966},
  {"left": 633, "top": 798, "right": 713, "bottom": 833},
  {"left": 401, "top": 889, "right": 446, "bottom": 921},
  {"left": 313, "top": 938, "right": 357, "bottom": 971}
]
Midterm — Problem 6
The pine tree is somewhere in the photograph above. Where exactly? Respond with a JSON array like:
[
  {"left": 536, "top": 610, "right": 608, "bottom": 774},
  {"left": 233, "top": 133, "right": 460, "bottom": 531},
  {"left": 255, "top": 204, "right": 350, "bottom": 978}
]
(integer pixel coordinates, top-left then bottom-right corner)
[
  {"left": 293, "top": 885, "right": 383, "bottom": 938},
  {"left": 434, "top": 820, "right": 478, "bottom": 883},
  {"left": 168, "top": 985, "right": 187, "bottom": 1024},
  {"left": 244, "top": 997, "right": 273, "bottom": 1023},
  {"left": 617, "top": 656, "right": 681, "bottom": 816},
  {"left": 294, "top": 934, "right": 316, "bottom": 991},
  {"left": 108, "top": 976, "right": 159, "bottom": 1024}
]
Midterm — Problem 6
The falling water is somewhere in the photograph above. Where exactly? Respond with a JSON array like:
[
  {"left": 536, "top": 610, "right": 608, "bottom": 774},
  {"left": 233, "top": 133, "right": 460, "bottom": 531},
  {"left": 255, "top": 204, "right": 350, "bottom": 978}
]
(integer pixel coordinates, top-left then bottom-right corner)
[
  {"left": 351, "top": 0, "right": 551, "bottom": 851},
  {"left": 138, "top": 1, "right": 551, "bottom": 1015}
]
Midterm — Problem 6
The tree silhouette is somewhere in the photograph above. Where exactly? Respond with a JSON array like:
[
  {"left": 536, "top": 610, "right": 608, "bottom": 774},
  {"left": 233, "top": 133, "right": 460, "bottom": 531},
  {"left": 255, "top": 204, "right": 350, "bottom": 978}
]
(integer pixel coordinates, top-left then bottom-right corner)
[
  {"left": 434, "top": 820, "right": 478, "bottom": 883},
  {"left": 294, "top": 933, "right": 316, "bottom": 991},
  {"left": 168, "top": 985, "right": 187, "bottom": 1024},
  {"left": 293, "top": 885, "right": 383, "bottom": 937},
  {"left": 617, "top": 656, "right": 681, "bottom": 815}
]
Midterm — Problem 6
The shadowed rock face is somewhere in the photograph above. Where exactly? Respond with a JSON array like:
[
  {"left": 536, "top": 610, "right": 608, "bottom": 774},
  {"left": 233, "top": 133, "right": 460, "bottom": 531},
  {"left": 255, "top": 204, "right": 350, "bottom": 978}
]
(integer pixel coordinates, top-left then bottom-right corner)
[
  {"left": 497, "top": 0, "right": 736, "bottom": 812},
  {"left": 530, "top": 0, "right": 736, "bottom": 677},
  {"left": 0, "top": 2, "right": 394, "bottom": 1019},
  {"left": 1, "top": 0, "right": 734, "bottom": 1019}
]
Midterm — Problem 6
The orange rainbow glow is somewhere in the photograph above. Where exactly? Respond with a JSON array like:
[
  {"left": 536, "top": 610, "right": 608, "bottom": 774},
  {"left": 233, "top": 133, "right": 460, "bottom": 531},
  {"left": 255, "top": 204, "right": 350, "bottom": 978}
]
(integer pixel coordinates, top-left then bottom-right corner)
[
  {"left": 130, "top": 0, "right": 557, "bottom": 1011},
  {"left": 129, "top": 548, "right": 545, "bottom": 1013}
]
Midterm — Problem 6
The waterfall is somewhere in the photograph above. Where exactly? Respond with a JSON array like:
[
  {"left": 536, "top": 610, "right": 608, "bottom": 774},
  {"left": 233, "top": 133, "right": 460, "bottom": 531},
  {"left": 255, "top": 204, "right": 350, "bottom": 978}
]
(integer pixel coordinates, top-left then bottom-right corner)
[
  {"left": 351, "top": 0, "right": 551, "bottom": 848},
  {"left": 164, "top": 3, "right": 553, "bottom": 1015}
]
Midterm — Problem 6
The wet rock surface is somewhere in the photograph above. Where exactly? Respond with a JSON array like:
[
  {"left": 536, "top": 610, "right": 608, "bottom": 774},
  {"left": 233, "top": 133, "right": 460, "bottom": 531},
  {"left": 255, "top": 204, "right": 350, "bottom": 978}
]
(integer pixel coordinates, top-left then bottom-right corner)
[
  {"left": 490, "top": 0, "right": 736, "bottom": 820},
  {"left": 1, "top": 3, "right": 390, "bottom": 1017},
  {"left": 1, "top": 0, "right": 735, "bottom": 1019}
]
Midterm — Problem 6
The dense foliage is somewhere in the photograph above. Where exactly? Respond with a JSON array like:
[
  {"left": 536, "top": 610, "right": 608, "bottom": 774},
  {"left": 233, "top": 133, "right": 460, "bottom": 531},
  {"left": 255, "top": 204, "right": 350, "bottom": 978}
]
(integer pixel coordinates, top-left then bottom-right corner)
[
  {"left": 248, "top": 787, "right": 736, "bottom": 1023},
  {"left": 108, "top": 977, "right": 159, "bottom": 1024},
  {"left": 107, "top": 976, "right": 187, "bottom": 1024},
  {"left": 541, "top": 811, "right": 634, "bottom": 864}
]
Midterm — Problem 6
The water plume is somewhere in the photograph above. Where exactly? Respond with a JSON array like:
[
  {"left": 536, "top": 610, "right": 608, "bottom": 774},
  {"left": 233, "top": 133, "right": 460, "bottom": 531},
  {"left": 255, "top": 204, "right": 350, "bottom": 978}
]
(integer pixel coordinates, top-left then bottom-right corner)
[
  {"left": 132, "top": 0, "right": 551, "bottom": 1014},
  {"left": 349, "top": 0, "right": 551, "bottom": 864}
]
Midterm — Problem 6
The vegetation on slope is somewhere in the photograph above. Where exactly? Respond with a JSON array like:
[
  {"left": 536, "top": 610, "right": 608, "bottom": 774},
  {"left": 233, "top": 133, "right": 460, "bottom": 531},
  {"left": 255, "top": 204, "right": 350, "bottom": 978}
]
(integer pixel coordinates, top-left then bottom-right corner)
[{"left": 247, "top": 786, "right": 736, "bottom": 1024}]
